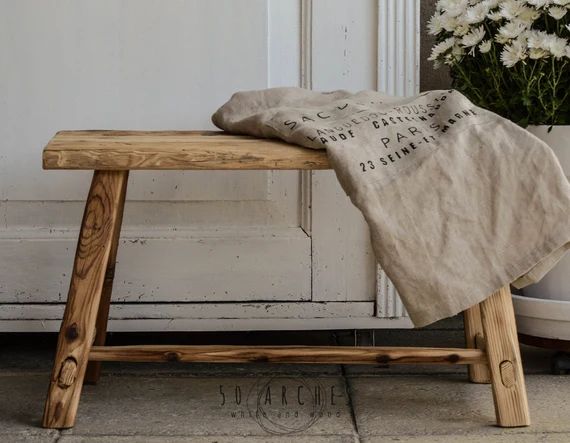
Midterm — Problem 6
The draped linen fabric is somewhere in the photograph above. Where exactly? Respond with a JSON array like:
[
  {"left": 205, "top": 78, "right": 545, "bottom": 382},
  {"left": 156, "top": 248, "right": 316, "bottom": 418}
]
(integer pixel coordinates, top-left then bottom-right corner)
[{"left": 213, "top": 88, "right": 570, "bottom": 327}]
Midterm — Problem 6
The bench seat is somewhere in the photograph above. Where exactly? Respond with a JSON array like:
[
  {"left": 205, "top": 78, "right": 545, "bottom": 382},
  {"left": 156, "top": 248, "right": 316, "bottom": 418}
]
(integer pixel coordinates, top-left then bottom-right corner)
[
  {"left": 43, "top": 130, "right": 331, "bottom": 170},
  {"left": 40, "top": 129, "right": 531, "bottom": 430}
]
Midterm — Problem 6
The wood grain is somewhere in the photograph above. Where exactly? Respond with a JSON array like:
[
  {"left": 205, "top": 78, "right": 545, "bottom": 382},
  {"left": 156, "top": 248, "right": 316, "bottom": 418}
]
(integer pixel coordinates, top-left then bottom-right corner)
[
  {"left": 42, "top": 171, "right": 129, "bottom": 429},
  {"left": 84, "top": 172, "right": 129, "bottom": 385},
  {"left": 88, "top": 345, "right": 486, "bottom": 365},
  {"left": 43, "top": 131, "right": 331, "bottom": 170},
  {"left": 463, "top": 304, "right": 491, "bottom": 384},
  {"left": 480, "top": 286, "right": 531, "bottom": 427}
]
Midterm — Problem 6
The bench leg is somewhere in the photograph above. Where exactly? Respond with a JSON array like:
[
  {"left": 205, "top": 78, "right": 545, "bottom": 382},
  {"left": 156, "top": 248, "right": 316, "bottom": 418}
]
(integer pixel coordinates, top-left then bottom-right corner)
[
  {"left": 42, "top": 170, "right": 129, "bottom": 429},
  {"left": 463, "top": 304, "right": 491, "bottom": 383},
  {"left": 480, "top": 286, "right": 530, "bottom": 427},
  {"left": 84, "top": 171, "right": 128, "bottom": 385}
]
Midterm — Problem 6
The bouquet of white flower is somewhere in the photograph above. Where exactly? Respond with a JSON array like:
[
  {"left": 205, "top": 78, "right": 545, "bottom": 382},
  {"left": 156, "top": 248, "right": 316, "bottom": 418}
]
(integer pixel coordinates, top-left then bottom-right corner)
[{"left": 429, "top": 0, "right": 570, "bottom": 126}]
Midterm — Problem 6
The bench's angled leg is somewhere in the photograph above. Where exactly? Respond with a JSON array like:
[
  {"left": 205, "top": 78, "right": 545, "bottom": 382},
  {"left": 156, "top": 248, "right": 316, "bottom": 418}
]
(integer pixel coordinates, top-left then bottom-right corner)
[
  {"left": 43, "top": 170, "right": 129, "bottom": 429},
  {"left": 480, "top": 286, "right": 530, "bottom": 427},
  {"left": 464, "top": 304, "right": 491, "bottom": 383},
  {"left": 84, "top": 171, "right": 128, "bottom": 385}
]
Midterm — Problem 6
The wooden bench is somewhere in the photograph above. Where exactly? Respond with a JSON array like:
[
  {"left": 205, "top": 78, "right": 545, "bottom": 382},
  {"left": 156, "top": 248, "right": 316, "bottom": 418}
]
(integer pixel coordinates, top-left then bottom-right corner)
[{"left": 41, "top": 130, "right": 531, "bottom": 429}]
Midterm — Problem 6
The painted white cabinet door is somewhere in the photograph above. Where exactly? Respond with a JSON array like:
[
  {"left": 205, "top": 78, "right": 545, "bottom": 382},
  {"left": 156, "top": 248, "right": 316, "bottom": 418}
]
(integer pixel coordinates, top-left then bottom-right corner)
[
  {"left": 0, "top": 0, "right": 418, "bottom": 331},
  {"left": 0, "top": 1, "right": 309, "bottom": 309}
]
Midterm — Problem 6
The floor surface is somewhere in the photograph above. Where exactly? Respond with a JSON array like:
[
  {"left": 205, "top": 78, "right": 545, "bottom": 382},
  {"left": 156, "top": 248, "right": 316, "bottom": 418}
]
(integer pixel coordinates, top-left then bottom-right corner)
[{"left": 1, "top": 319, "right": 568, "bottom": 442}]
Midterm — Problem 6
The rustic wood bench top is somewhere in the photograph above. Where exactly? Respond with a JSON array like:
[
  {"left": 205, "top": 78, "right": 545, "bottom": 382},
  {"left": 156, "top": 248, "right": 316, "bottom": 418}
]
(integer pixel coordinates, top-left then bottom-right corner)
[{"left": 43, "top": 130, "right": 331, "bottom": 170}]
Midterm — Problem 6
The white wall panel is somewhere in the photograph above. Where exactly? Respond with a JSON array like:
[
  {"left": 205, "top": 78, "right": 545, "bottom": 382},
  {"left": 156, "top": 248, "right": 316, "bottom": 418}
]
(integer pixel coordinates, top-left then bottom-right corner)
[
  {"left": 311, "top": 0, "right": 378, "bottom": 91},
  {"left": 0, "top": 0, "right": 270, "bottom": 201},
  {"left": 0, "top": 227, "right": 311, "bottom": 303},
  {"left": 0, "top": 0, "right": 421, "bottom": 330},
  {"left": 0, "top": 0, "right": 313, "bottom": 329},
  {"left": 310, "top": 0, "right": 379, "bottom": 302}
]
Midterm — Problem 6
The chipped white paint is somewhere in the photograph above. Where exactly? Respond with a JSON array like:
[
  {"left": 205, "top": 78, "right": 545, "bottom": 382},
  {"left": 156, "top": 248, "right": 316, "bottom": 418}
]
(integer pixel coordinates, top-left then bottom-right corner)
[
  {"left": 0, "top": 302, "right": 375, "bottom": 320},
  {"left": 311, "top": 0, "right": 379, "bottom": 303},
  {"left": 0, "top": 302, "right": 413, "bottom": 332},
  {"left": 0, "top": 227, "right": 311, "bottom": 304}
]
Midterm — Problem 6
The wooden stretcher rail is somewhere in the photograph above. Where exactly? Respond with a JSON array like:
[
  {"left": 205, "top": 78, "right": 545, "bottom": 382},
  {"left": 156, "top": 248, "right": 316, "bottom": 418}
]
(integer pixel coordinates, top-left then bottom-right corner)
[{"left": 88, "top": 345, "right": 487, "bottom": 365}]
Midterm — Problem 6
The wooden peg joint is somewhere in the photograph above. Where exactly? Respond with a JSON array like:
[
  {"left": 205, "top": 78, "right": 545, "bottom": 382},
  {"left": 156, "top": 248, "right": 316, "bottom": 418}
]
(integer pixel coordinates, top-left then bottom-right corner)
[
  {"left": 57, "top": 358, "right": 78, "bottom": 389},
  {"left": 499, "top": 360, "right": 516, "bottom": 388},
  {"left": 474, "top": 333, "right": 486, "bottom": 351}
]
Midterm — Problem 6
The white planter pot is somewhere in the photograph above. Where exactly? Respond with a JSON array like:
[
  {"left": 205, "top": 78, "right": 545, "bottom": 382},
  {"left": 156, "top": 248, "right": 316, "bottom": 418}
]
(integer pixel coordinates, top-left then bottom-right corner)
[
  {"left": 513, "top": 294, "right": 570, "bottom": 340},
  {"left": 522, "top": 126, "right": 570, "bottom": 302},
  {"left": 513, "top": 125, "right": 570, "bottom": 341}
]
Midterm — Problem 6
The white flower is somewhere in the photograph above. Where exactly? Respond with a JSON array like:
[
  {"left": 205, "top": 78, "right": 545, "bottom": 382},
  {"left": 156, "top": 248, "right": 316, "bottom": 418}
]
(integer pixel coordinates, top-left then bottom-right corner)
[
  {"left": 438, "top": 0, "right": 470, "bottom": 17},
  {"left": 452, "top": 44, "right": 466, "bottom": 58},
  {"left": 429, "top": 37, "right": 457, "bottom": 61},
  {"left": 529, "top": 47, "right": 549, "bottom": 59},
  {"left": 487, "top": 11, "right": 504, "bottom": 21},
  {"left": 466, "top": 3, "right": 491, "bottom": 23},
  {"left": 527, "top": 30, "right": 570, "bottom": 58},
  {"left": 462, "top": 25, "right": 486, "bottom": 46},
  {"left": 479, "top": 40, "right": 493, "bottom": 53},
  {"left": 527, "top": 0, "right": 552, "bottom": 8},
  {"left": 454, "top": 23, "right": 472, "bottom": 36},
  {"left": 499, "top": 1, "right": 541, "bottom": 26},
  {"left": 430, "top": 0, "right": 570, "bottom": 68},
  {"left": 498, "top": 21, "right": 528, "bottom": 40},
  {"left": 428, "top": 14, "right": 444, "bottom": 35},
  {"left": 440, "top": 14, "right": 460, "bottom": 32},
  {"left": 500, "top": 0, "right": 526, "bottom": 19},
  {"left": 547, "top": 35, "right": 570, "bottom": 57},
  {"left": 443, "top": 44, "right": 466, "bottom": 65},
  {"left": 527, "top": 29, "right": 549, "bottom": 48},
  {"left": 501, "top": 37, "right": 528, "bottom": 67},
  {"left": 548, "top": 6, "right": 568, "bottom": 19},
  {"left": 517, "top": 6, "right": 542, "bottom": 24},
  {"left": 484, "top": 0, "right": 501, "bottom": 9}
]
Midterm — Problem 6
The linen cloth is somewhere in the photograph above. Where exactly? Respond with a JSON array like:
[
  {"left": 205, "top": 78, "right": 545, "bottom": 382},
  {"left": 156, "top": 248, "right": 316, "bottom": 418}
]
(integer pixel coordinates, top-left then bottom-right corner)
[{"left": 212, "top": 88, "right": 570, "bottom": 327}]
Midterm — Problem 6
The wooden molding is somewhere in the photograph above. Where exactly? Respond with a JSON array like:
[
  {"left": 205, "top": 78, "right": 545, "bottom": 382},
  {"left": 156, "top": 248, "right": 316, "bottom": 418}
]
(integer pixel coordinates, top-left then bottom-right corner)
[{"left": 375, "top": 0, "right": 420, "bottom": 318}]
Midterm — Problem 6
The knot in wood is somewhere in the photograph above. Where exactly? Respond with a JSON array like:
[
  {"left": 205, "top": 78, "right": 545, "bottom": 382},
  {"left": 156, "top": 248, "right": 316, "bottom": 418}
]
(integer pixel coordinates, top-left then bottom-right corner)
[
  {"left": 65, "top": 323, "right": 80, "bottom": 341},
  {"left": 376, "top": 354, "right": 391, "bottom": 364},
  {"left": 164, "top": 352, "right": 181, "bottom": 362},
  {"left": 85, "top": 197, "right": 105, "bottom": 231},
  {"left": 447, "top": 353, "right": 460, "bottom": 364},
  {"left": 249, "top": 354, "right": 269, "bottom": 363}
]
